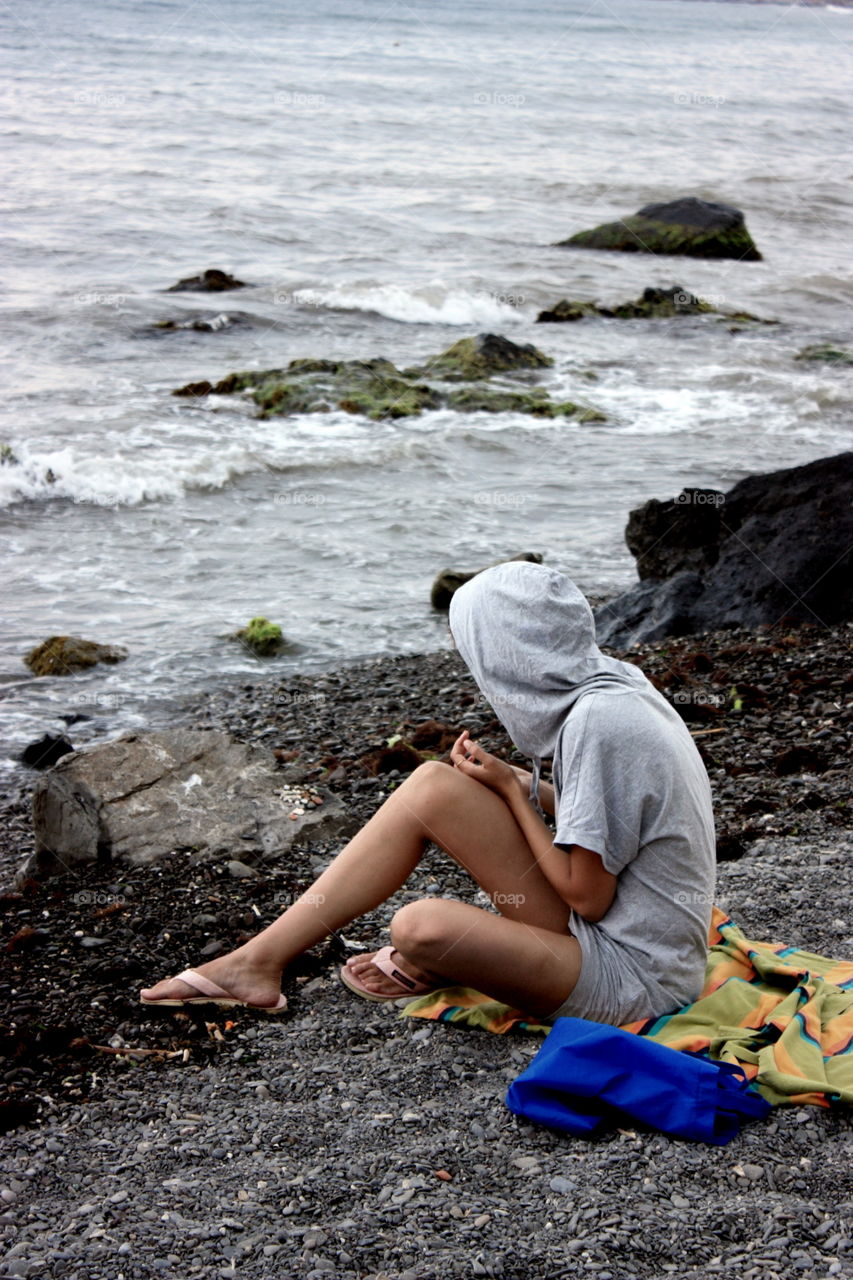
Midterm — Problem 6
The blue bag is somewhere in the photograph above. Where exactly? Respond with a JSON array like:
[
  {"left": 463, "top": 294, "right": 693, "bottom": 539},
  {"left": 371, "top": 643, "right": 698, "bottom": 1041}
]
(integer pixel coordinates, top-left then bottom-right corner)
[{"left": 506, "top": 1017, "right": 771, "bottom": 1145}]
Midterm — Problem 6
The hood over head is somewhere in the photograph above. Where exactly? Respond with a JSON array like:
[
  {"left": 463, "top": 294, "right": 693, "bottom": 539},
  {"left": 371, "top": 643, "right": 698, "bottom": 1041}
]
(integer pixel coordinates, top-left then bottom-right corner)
[{"left": 449, "top": 561, "right": 648, "bottom": 765}]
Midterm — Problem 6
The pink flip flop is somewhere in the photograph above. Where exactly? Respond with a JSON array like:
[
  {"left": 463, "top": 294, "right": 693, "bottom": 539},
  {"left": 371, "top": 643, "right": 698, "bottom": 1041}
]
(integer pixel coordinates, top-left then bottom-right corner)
[
  {"left": 139, "top": 968, "right": 288, "bottom": 1014},
  {"left": 339, "top": 946, "right": 437, "bottom": 1003}
]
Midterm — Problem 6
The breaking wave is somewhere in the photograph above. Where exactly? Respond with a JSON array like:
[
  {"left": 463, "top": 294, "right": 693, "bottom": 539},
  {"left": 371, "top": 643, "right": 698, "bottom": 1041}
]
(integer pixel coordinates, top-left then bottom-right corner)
[{"left": 293, "top": 283, "right": 526, "bottom": 327}]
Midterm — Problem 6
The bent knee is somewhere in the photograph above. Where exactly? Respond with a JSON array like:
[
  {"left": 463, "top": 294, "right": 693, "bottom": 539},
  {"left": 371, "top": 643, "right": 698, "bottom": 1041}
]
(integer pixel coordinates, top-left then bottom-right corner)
[
  {"left": 397, "top": 758, "right": 463, "bottom": 815},
  {"left": 390, "top": 899, "right": 453, "bottom": 967},
  {"left": 406, "top": 758, "right": 454, "bottom": 793}
]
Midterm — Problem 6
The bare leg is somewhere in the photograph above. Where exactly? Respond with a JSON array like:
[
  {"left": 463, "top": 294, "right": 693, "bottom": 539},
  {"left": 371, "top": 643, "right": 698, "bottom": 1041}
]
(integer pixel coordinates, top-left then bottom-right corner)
[{"left": 140, "top": 761, "right": 577, "bottom": 1010}]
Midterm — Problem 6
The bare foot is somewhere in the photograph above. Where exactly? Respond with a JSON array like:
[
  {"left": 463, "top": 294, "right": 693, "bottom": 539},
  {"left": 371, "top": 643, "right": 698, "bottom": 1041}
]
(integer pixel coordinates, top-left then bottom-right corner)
[
  {"left": 343, "top": 948, "right": 437, "bottom": 998},
  {"left": 140, "top": 953, "right": 283, "bottom": 1008}
]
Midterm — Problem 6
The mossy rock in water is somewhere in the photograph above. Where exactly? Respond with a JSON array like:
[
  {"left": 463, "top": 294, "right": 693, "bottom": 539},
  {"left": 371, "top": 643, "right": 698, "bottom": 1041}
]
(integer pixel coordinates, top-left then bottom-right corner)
[
  {"left": 607, "top": 286, "right": 715, "bottom": 319},
  {"left": 537, "top": 285, "right": 775, "bottom": 325},
  {"left": 173, "top": 334, "right": 605, "bottom": 421},
  {"left": 445, "top": 386, "right": 604, "bottom": 421},
  {"left": 1, "top": 443, "right": 20, "bottom": 465},
  {"left": 247, "top": 378, "right": 329, "bottom": 417},
  {"left": 795, "top": 343, "right": 853, "bottom": 365},
  {"left": 234, "top": 617, "right": 285, "bottom": 656},
  {"left": 557, "top": 197, "right": 762, "bottom": 261},
  {"left": 536, "top": 300, "right": 603, "bottom": 323},
  {"left": 407, "top": 333, "right": 553, "bottom": 381},
  {"left": 25, "top": 636, "right": 129, "bottom": 677},
  {"left": 176, "top": 358, "right": 440, "bottom": 421},
  {"left": 333, "top": 379, "right": 440, "bottom": 421}
]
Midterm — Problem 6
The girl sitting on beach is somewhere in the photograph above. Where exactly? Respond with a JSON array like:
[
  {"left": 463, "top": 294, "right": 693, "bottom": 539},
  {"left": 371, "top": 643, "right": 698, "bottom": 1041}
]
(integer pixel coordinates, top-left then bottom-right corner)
[{"left": 141, "top": 562, "right": 716, "bottom": 1024}]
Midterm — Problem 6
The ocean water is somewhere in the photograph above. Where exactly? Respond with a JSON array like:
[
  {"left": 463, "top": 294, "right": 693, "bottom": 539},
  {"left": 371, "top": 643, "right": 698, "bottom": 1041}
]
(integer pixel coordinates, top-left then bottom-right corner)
[{"left": 1, "top": 0, "right": 851, "bottom": 775}]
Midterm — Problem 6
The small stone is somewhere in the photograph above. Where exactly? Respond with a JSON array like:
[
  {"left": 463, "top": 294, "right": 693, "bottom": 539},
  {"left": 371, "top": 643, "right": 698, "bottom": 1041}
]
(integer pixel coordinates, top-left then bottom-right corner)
[
  {"left": 227, "top": 860, "right": 258, "bottom": 879},
  {"left": 742, "top": 1164, "right": 764, "bottom": 1181},
  {"left": 549, "top": 1176, "right": 575, "bottom": 1195},
  {"left": 401, "top": 1111, "right": 421, "bottom": 1123}
]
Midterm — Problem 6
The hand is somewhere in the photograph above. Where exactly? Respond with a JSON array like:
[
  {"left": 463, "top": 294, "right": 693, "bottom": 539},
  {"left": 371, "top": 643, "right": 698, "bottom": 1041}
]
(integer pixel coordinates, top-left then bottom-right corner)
[{"left": 450, "top": 731, "right": 520, "bottom": 801}]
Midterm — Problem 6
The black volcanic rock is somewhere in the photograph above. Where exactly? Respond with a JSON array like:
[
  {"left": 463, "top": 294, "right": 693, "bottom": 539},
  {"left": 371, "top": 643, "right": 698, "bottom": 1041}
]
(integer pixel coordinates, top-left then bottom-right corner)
[
  {"left": 166, "top": 268, "right": 247, "bottom": 293},
  {"left": 625, "top": 489, "right": 725, "bottom": 580},
  {"left": 21, "top": 735, "right": 75, "bottom": 770},
  {"left": 595, "top": 452, "right": 853, "bottom": 647}
]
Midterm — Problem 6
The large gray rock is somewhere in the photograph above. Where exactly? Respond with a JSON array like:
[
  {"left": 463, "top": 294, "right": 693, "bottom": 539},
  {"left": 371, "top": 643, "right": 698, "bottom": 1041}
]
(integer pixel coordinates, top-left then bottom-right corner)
[
  {"left": 596, "top": 452, "right": 853, "bottom": 647},
  {"left": 26, "top": 728, "right": 353, "bottom": 879}
]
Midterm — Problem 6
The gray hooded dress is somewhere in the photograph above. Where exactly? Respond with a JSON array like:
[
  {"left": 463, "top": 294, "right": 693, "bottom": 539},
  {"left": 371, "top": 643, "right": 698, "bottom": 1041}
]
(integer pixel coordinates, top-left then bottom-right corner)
[{"left": 449, "top": 561, "right": 716, "bottom": 1024}]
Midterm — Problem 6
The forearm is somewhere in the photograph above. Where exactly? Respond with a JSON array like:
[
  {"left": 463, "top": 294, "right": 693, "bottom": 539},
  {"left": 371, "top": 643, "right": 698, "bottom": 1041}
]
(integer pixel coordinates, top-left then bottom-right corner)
[
  {"left": 503, "top": 780, "right": 615, "bottom": 923},
  {"left": 503, "top": 782, "right": 580, "bottom": 908},
  {"left": 450, "top": 732, "right": 614, "bottom": 922}
]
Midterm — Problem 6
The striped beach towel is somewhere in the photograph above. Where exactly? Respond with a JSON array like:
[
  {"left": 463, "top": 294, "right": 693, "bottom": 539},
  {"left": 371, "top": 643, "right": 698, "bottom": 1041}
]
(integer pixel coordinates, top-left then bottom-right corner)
[{"left": 401, "top": 908, "right": 853, "bottom": 1107}]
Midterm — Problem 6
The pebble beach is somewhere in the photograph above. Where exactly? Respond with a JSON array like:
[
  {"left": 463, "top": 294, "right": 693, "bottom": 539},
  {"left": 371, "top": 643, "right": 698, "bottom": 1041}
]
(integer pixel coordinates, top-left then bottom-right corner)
[{"left": 1, "top": 624, "right": 851, "bottom": 1280}]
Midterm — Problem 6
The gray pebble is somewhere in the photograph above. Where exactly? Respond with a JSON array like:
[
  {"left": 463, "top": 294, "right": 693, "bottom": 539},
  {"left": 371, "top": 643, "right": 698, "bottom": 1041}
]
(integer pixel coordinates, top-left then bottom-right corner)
[{"left": 226, "top": 860, "right": 258, "bottom": 879}]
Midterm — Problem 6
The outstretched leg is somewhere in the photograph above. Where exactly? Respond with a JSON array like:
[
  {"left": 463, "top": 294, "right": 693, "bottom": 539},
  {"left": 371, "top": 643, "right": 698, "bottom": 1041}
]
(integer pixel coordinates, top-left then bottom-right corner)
[{"left": 140, "top": 760, "right": 575, "bottom": 1009}]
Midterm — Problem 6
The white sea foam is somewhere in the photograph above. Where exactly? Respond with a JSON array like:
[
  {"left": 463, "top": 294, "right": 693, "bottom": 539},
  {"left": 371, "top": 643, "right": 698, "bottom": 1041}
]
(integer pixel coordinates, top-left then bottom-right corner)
[
  {"left": 293, "top": 283, "right": 524, "bottom": 327},
  {"left": 0, "top": 419, "right": 436, "bottom": 508},
  {"left": 0, "top": 432, "right": 284, "bottom": 508}
]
